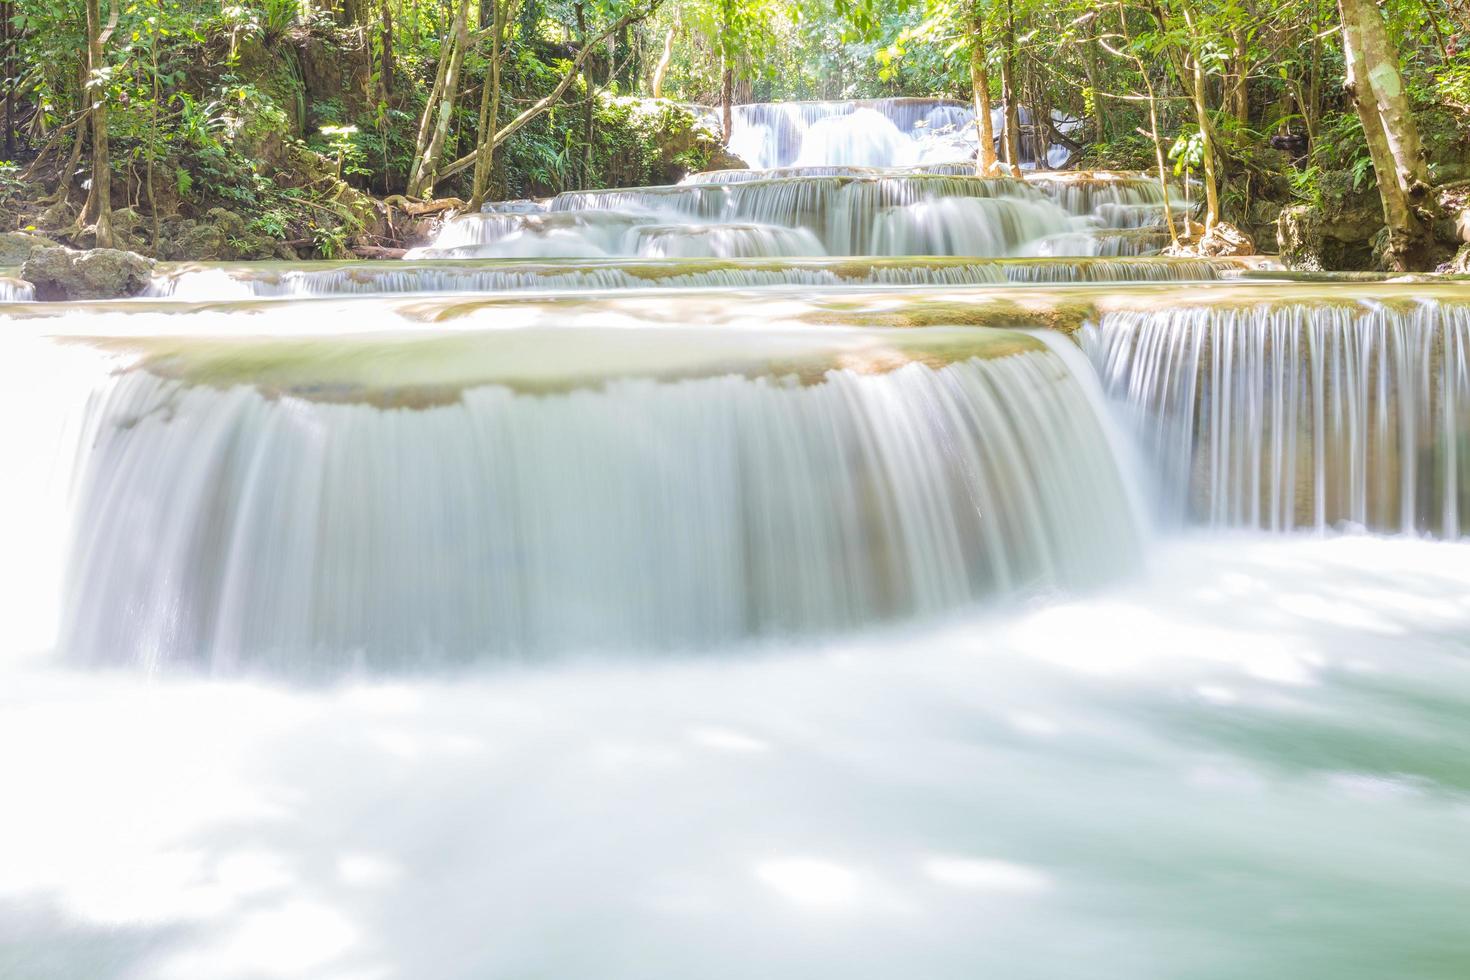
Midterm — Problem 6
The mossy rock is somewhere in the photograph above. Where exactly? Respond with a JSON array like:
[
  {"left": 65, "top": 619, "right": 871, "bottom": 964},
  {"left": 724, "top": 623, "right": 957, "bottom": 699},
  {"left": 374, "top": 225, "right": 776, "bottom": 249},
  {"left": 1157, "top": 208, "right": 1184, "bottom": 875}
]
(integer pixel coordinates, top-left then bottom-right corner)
[
  {"left": 0, "top": 230, "right": 60, "bottom": 266},
  {"left": 21, "top": 246, "right": 155, "bottom": 300}
]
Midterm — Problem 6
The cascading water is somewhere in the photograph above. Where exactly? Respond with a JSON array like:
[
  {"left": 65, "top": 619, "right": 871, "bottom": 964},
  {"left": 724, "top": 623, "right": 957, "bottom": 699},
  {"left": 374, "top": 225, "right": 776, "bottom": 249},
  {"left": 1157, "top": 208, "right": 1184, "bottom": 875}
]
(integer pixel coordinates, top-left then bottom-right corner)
[
  {"left": 41, "top": 312, "right": 1142, "bottom": 670},
  {"left": 721, "top": 98, "right": 1078, "bottom": 171},
  {"left": 8, "top": 93, "right": 1470, "bottom": 980},
  {"left": 145, "top": 255, "right": 1264, "bottom": 299},
  {"left": 411, "top": 161, "right": 1191, "bottom": 262},
  {"left": 1085, "top": 293, "right": 1470, "bottom": 536}
]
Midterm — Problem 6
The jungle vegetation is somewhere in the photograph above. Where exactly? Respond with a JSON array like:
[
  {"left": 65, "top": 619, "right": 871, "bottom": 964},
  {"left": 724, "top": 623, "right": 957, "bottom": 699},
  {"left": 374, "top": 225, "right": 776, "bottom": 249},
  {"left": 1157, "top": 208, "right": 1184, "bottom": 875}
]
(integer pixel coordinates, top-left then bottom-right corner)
[{"left": 0, "top": 0, "right": 1461, "bottom": 268}]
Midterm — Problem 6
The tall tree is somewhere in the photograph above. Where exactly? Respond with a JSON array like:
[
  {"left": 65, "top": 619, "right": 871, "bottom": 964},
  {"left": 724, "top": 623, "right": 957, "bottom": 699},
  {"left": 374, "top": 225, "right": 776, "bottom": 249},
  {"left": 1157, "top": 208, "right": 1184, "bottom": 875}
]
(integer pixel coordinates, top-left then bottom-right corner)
[
  {"left": 968, "top": 1, "right": 999, "bottom": 175},
  {"left": 1338, "top": 0, "right": 1437, "bottom": 269},
  {"left": 76, "top": 0, "right": 115, "bottom": 247}
]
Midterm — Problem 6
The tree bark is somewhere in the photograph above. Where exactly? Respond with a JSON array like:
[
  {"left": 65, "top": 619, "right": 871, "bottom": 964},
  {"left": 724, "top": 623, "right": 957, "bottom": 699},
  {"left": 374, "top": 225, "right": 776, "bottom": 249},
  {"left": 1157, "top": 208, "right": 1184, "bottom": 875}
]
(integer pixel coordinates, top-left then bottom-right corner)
[
  {"left": 379, "top": 0, "right": 395, "bottom": 93},
  {"left": 651, "top": 23, "right": 674, "bottom": 99},
  {"left": 1230, "top": 26, "right": 1249, "bottom": 126},
  {"left": 969, "top": 4, "right": 998, "bottom": 175},
  {"left": 1000, "top": 0, "right": 1021, "bottom": 168},
  {"left": 577, "top": 1, "right": 594, "bottom": 190},
  {"left": 408, "top": 0, "right": 471, "bottom": 197},
  {"left": 1339, "top": 0, "right": 1437, "bottom": 269},
  {"left": 407, "top": 21, "right": 454, "bottom": 194},
  {"left": 78, "top": 0, "right": 113, "bottom": 247},
  {"left": 1340, "top": 0, "right": 1430, "bottom": 198},
  {"left": 1115, "top": 0, "right": 1178, "bottom": 245}
]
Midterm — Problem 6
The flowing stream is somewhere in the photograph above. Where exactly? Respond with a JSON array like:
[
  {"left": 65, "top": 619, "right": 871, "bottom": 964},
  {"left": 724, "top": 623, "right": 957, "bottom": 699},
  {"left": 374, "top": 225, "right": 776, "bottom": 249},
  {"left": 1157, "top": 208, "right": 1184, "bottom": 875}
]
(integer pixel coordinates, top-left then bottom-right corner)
[{"left": 2, "top": 102, "right": 1468, "bottom": 980}]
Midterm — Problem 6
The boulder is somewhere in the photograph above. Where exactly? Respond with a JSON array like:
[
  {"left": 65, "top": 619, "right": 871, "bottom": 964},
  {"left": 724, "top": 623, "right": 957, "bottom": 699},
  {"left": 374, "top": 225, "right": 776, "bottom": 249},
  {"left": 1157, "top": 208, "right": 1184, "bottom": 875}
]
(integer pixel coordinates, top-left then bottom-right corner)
[
  {"left": 0, "top": 231, "right": 61, "bottom": 267},
  {"left": 1196, "top": 221, "right": 1255, "bottom": 257},
  {"left": 21, "top": 246, "right": 156, "bottom": 301},
  {"left": 1276, "top": 203, "right": 1380, "bottom": 270}
]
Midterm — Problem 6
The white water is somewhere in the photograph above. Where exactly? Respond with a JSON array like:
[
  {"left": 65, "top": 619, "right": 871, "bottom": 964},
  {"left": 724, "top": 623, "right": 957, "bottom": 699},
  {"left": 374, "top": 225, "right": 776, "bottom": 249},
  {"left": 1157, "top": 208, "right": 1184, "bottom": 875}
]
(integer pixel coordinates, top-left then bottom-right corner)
[
  {"left": 411, "top": 169, "right": 1188, "bottom": 261},
  {"left": 146, "top": 256, "right": 1252, "bottom": 300},
  {"left": 5, "top": 534, "right": 1470, "bottom": 979},
  {"left": 1085, "top": 297, "right": 1470, "bottom": 535},
  {"left": 6, "top": 95, "right": 1469, "bottom": 980},
  {"left": 39, "top": 321, "right": 1138, "bottom": 670},
  {"left": 722, "top": 98, "right": 1077, "bottom": 171}
]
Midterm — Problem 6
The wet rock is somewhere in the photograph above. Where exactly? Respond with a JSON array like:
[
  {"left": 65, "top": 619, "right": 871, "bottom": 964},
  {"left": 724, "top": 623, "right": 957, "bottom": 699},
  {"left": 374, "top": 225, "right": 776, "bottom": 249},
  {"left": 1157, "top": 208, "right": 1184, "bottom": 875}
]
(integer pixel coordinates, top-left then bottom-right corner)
[
  {"left": 0, "top": 231, "right": 61, "bottom": 267},
  {"left": 1196, "top": 221, "right": 1255, "bottom": 257},
  {"left": 1277, "top": 203, "right": 1379, "bottom": 271},
  {"left": 156, "top": 208, "right": 279, "bottom": 262},
  {"left": 21, "top": 246, "right": 155, "bottom": 300},
  {"left": 1444, "top": 243, "right": 1470, "bottom": 274}
]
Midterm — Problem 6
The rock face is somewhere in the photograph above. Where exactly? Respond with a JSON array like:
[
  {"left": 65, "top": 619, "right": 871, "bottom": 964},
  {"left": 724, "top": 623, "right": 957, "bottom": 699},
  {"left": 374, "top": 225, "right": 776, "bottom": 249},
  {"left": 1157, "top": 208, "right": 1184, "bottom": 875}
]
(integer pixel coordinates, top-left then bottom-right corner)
[
  {"left": 1277, "top": 204, "right": 1381, "bottom": 270},
  {"left": 21, "top": 247, "right": 156, "bottom": 301},
  {"left": 0, "top": 231, "right": 61, "bottom": 267}
]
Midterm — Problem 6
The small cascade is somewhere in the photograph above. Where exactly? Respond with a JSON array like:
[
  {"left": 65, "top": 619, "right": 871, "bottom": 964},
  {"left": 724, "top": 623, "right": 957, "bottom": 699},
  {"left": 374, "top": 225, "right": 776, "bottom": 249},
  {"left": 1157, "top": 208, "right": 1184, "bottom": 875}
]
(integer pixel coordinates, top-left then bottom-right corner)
[
  {"left": 54, "top": 323, "right": 1144, "bottom": 669},
  {"left": 146, "top": 256, "right": 1251, "bottom": 298},
  {"left": 1085, "top": 296, "right": 1470, "bottom": 536},
  {"left": 545, "top": 174, "right": 1081, "bottom": 257},
  {"left": 409, "top": 211, "right": 656, "bottom": 258},
  {"left": 721, "top": 98, "right": 1078, "bottom": 171},
  {"left": 1026, "top": 172, "right": 1196, "bottom": 230},
  {"left": 790, "top": 107, "right": 921, "bottom": 168},
  {"left": 726, "top": 98, "right": 977, "bottom": 169},
  {"left": 869, "top": 196, "right": 1074, "bottom": 257},
  {"left": 410, "top": 168, "right": 1186, "bottom": 261},
  {"left": 627, "top": 223, "right": 826, "bottom": 259},
  {"left": 680, "top": 165, "right": 883, "bottom": 184},
  {"left": 0, "top": 276, "right": 35, "bottom": 301}
]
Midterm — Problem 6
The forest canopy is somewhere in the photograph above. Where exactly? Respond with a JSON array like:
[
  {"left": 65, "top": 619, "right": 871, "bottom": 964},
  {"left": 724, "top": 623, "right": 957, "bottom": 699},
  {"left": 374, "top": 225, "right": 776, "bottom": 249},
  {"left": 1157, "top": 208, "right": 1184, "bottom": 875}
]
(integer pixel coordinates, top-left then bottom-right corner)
[{"left": 0, "top": 0, "right": 1461, "bottom": 269}]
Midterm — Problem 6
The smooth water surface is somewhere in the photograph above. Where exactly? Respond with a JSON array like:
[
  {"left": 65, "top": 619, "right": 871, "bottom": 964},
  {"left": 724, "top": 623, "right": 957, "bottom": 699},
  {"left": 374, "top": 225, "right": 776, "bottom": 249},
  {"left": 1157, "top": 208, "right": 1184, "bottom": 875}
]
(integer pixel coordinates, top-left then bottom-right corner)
[{"left": 2, "top": 535, "right": 1469, "bottom": 980}]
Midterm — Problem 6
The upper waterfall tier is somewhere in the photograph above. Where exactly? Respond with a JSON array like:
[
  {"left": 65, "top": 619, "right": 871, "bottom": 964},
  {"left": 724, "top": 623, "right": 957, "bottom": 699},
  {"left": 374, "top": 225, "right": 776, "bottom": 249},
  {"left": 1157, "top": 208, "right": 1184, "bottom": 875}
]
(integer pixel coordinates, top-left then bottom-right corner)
[
  {"left": 718, "top": 98, "right": 1077, "bottom": 170},
  {"left": 411, "top": 172, "right": 1191, "bottom": 260},
  {"left": 23, "top": 307, "right": 1143, "bottom": 670}
]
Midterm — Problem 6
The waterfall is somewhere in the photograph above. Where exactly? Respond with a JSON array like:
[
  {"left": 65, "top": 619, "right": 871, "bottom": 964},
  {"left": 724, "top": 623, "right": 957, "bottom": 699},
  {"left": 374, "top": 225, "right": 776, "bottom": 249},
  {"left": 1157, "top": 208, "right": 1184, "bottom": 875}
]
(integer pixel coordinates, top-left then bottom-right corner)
[
  {"left": 720, "top": 98, "right": 1078, "bottom": 171},
  {"left": 789, "top": 108, "right": 921, "bottom": 168},
  {"left": 0, "top": 276, "right": 35, "bottom": 301},
  {"left": 408, "top": 170, "right": 1184, "bottom": 261},
  {"left": 510, "top": 175, "right": 1082, "bottom": 258},
  {"left": 869, "top": 197, "right": 1074, "bottom": 257},
  {"left": 625, "top": 223, "right": 826, "bottom": 259},
  {"left": 53, "top": 325, "right": 1143, "bottom": 670},
  {"left": 1085, "top": 297, "right": 1470, "bottom": 536},
  {"left": 725, "top": 98, "right": 978, "bottom": 169},
  {"left": 147, "top": 255, "right": 1251, "bottom": 299}
]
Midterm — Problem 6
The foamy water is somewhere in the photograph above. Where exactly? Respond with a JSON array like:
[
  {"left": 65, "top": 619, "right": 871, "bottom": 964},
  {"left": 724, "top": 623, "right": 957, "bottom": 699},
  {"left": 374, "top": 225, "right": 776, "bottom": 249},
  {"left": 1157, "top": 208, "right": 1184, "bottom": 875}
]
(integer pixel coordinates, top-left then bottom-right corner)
[{"left": 3, "top": 534, "right": 1468, "bottom": 979}]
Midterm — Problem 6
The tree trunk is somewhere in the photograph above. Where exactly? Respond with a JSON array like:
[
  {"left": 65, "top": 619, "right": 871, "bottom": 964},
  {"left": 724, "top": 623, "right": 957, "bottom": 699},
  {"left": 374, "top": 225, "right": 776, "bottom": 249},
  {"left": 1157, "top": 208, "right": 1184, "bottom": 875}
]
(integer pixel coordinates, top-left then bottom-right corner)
[
  {"left": 652, "top": 23, "right": 674, "bottom": 98},
  {"left": 470, "top": 0, "right": 508, "bottom": 207},
  {"left": 1000, "top": 0, "right": 1021, "bottom": 169},
  {"left": 1231, "top": 26, "right": 1248, "bottom": 126},
  {"left": 1340, "top": 0, "right": 1430, "bottom": 198},
  {"left": 721, "top": 64, "right": 733, "bottom": 144},
  {"left": 1305, "top": 3, "right": 1321, "bottom": 140},
  {"left": 1339, "top": 0, "right": 1437, "bottom": 269},
  {"left": 577, "top": 1, "right": 594, "bottom": 190},
  {"left": 408, "top": 0, "right": 471, "bottom": 197},
  {"left": 379, "top": 0, "right": 395, "bottom": 94},
  {"left": 3, "top": 0, "right": 14, "bottom": 159},
  {"left": 407, "top": 23, "right": 454, "bottom": 194},
  {"left": 1116, "top": 1, "right": 1178, "bottom": 245},
  {"left": 970, "top": 44, "right": 998, "bottom": 175},
  {"left": 1189, "top": 52, "right": 1220, "bottom": 231},
  {"left": 1082, "top": 17, "right": 1107, "bottom": 141},
  {"left": 78, "top": 0, "right": 112, "bottom": 247}
]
